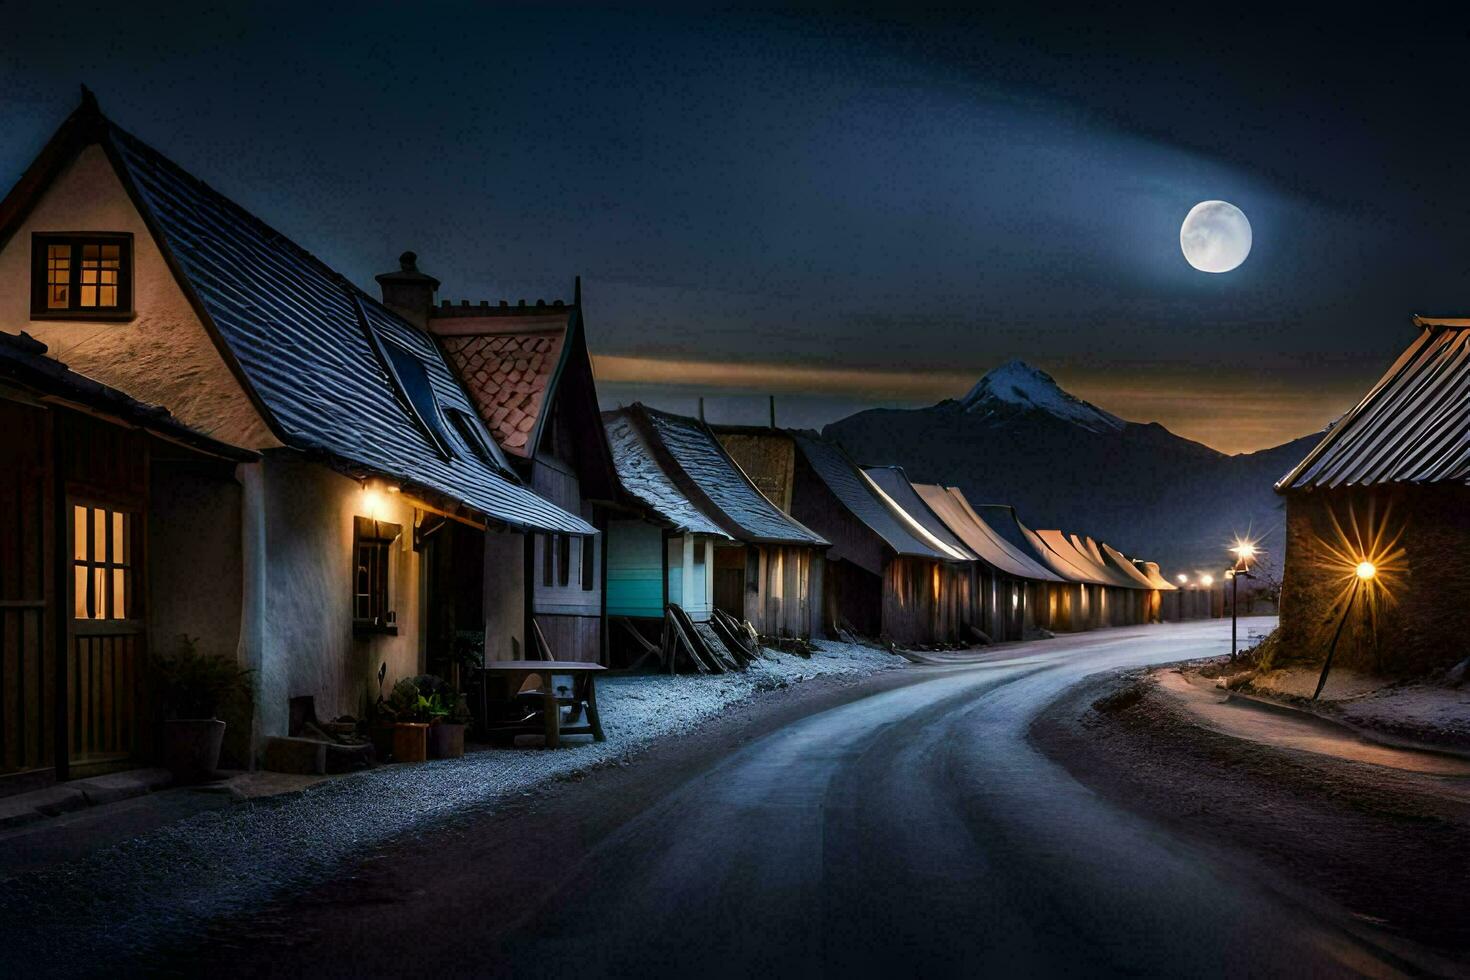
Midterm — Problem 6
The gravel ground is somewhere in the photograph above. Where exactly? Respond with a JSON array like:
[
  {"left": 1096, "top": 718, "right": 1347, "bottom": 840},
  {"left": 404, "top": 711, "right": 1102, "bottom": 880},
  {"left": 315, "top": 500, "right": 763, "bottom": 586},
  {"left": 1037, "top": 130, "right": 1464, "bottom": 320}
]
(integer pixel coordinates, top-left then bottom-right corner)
[
  {"left": 0, "top": 641, "right": 900, "bottom": 976},
  {"left": 1031, "top": 669, "right": 1470, "bottom": 959}
]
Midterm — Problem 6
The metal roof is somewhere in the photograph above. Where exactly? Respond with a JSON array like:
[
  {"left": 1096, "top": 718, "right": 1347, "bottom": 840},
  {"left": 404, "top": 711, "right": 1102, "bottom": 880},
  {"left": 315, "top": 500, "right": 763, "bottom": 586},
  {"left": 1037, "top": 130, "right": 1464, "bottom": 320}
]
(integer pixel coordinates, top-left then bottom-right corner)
[
  {"left": 862, "top": 467, "right": 975, "bottom": 561},
  {"left": 636, "top": 407, "right": 826, "bottom": 546},
  {"left": 603, "top": 409, "right": 730, "bottom": 538},
  {"left": 1278, "top": 318, "right": 1470, "bottom": 491},
  {"left": 1098, "top": 541, "right": 1162, "bottom": 589},
  {"left": 913, "top": 485, "right": 1065, "bottom": 582},
  {"left": 105, "top": 123, "right": 593, "bottom": 535},
  {"left": 791, "top": 433, "right": 946, "bottom": 560},
  {"left": 1032, "top": 530, "right": 1117, "bottom": 586}
]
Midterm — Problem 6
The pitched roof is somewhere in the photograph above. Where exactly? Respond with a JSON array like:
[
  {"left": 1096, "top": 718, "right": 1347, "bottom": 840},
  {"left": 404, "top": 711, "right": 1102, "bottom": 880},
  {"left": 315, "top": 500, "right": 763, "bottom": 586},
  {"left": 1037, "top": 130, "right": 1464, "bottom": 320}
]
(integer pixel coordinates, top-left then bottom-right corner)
[
  {"left": 1278, "top": 317, "right": 1470, "bottom": 491},
  {"left": 913, "top": 485, "right": 1064, "bottom": 582},
  {"left": 603, "top": 409, "right": 729, "bottom": 537},
  {"left": 1031, "top": 529, "right": 1116, "bottom": 586},
  {"left": 861, "top": 467, "right": 975, "bottom": 561},
  {"left": 1133, "top": 559, "right": 1177, "bottom": 591},
  {"left": 791, "top": 433, "right": 946, "bottom": 560},
  {"left": 0, "top": 330, "right": 256, "bottom": 461},
  {"left": 626, "top": 406, "right": 826, "bottom": 546},
  {"left": 0, "top": 99, "right": 593, "bottom": 536},
  {"left": 434, "top": 308, "right": 570, "bottom": 456},
  {"left": 1098, "top": 541, "right": 1161, "bottom": 589}
]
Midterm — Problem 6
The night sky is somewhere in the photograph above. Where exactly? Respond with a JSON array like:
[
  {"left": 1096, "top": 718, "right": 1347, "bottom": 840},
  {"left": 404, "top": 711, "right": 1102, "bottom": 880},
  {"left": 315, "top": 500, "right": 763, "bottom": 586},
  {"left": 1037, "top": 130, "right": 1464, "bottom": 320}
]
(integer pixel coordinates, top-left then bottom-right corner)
[{"left": 4, "top": 5, "right": 1467, "bottom": 453}]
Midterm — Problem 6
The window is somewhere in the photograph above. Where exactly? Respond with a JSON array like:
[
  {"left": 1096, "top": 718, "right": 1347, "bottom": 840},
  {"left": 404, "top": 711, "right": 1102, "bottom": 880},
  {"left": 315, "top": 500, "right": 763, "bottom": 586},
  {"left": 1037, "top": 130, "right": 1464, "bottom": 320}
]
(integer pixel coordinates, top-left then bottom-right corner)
[
  {"left": 558, "top": 534, "right": 572, "bottom": 587},
  {"left": 72, "top": 504, "right": 134, "bottom": 620},
  {"left": 353, "top": 516, "right": 401, "bottom": 632},
  {"left": 32, "top": 234, "right": 133, "bottom": 318},
  {"left": 581, "top": 534, "right": 595, "bottom": 591},
  {"left": 380, "top": 337, "right": 455, "bottom": 459},
  {"left": 543, "top": 533, "right": 555, "bottom": 587}
]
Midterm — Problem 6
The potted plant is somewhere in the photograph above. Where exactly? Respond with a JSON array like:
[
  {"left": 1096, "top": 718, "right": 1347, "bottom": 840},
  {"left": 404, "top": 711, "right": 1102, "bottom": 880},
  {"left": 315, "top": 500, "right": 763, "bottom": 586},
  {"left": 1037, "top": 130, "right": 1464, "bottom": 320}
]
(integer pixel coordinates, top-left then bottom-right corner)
[
  {"left": 428, "top": 691, "right": 470, "bottom": 759},
  {"left": 153, "top": 635, "right": 253, "bottom": 781},
  {"left": 388, "top": 677, "right": 430, "bottom": 763}
]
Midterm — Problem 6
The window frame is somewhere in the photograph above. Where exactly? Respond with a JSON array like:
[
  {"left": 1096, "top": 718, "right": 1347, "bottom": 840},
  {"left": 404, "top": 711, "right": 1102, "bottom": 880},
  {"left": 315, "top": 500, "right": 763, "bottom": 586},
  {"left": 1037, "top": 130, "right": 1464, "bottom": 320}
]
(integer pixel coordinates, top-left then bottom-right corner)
[
  {"left": 31, "top": 232, "right": 135, "bottom": 320},
  {"left": 70, "top": 502, "right": 139, "bottom": 623},
  {"left": 353, "top": 516, "right": 402, "bottom": 635}
]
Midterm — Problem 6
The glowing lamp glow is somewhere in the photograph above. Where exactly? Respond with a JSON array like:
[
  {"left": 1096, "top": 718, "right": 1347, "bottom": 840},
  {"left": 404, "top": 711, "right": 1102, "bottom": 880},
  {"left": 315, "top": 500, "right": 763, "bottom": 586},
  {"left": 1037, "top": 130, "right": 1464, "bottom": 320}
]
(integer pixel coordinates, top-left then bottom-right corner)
[
  {"left": 1200, "top": 574, "right": 1214, "bottom": 587},
  {"left": 361, "top": 484, "right": 389, "bottom": 522},
  {"left": 1176, "top": 574, "right": 1188, "bottom": 584},
  {"left": 1355, "top": 561, "right": 1377, "bottom": 581}
]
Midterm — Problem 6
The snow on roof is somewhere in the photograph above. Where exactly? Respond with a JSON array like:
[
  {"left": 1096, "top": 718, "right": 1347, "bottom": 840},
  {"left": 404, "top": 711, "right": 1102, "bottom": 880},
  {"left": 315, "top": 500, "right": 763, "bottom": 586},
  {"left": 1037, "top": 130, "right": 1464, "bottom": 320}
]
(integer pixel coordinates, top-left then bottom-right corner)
[
  {"left": 627, "top": 406, "right": 825, "bottom": 546},
  {"left": 604, "top": 409, "right": 729, "bottom": 538},
  {"left": 792, "top": 433, "right": 946, "bottom": 560},
  {"left": 912, "top": 485, "right": 1064, "bottom": 582},
  {"left": 861, "top": 467, "right": 974, "bottom": 561},
  {"left": 961, "top": 359, "right": 1124, "bottom": 433}
]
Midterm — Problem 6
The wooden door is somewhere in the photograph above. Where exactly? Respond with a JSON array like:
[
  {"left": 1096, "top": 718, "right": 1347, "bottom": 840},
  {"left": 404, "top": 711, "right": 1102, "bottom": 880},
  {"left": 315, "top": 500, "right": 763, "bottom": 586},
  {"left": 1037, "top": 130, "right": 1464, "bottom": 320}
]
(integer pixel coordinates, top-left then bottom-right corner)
[{"left": 66, "top": 500, "right": 145, "bottom": 771}]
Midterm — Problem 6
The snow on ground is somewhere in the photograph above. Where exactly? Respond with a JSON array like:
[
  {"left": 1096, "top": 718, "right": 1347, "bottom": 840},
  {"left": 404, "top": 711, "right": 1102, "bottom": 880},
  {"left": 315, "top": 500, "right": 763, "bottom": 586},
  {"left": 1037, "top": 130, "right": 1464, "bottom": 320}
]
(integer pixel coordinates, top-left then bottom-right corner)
[
  {"left": 0, "top": 640, "right": 899, "bottom": 972},
  {"left": 1241, "top": 666, "right": 1470, "bottom": 750}
]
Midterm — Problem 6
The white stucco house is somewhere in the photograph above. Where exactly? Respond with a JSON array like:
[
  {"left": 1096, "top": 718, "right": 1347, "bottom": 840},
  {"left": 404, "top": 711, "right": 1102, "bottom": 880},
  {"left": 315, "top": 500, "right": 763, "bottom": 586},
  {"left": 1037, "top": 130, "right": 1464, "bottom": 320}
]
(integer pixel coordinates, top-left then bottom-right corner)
[{"left": 0, "top": 91, "right": 594, "bottom": 787}]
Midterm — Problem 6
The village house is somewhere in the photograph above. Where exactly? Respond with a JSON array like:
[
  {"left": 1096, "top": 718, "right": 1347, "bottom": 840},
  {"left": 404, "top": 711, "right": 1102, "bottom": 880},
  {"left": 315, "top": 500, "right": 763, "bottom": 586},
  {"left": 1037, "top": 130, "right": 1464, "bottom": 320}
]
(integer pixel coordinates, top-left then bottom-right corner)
[
  {"left": 782, "top": 432, "right": 960, "bottom": 645},
  {"left": 602, "top": 406, "right": 827, "bottom": 653},
  {"left": 1275, "top": 315, "right": 1470, "bottom": 676},
  {"left": 0, "top": 93, "right": 593, "bottom": 788},
  {"left": 909, "top": 483, "right": 1070, "bottom": 638},
  {"left": 376, "top": 259, "right": 619, "bottom": 664}
]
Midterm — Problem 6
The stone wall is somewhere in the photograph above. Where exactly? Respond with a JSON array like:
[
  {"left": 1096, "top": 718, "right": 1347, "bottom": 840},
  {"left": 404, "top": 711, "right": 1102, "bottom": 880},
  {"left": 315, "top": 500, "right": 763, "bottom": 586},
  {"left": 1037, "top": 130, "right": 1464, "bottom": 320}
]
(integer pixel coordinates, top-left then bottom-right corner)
[{"left": 1278, "top": 483, "right": 1470, "bottom": 676}]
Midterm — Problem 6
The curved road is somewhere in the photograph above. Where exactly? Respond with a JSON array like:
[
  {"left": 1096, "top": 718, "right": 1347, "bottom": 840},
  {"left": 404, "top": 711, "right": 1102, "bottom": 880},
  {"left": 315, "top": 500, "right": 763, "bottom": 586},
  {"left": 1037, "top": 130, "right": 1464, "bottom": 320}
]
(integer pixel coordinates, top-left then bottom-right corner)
[{"left": 206, "top": 617, "right": 1429, "bottom": 978}]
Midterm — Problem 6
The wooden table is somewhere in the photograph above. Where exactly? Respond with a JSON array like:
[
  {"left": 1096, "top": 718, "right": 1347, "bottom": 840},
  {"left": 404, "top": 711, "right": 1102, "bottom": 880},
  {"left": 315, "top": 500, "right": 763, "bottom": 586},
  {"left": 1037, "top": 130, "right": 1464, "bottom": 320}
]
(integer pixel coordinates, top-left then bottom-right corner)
[{"left": 477, "top": 661, "right": 606, "bottom": 749}]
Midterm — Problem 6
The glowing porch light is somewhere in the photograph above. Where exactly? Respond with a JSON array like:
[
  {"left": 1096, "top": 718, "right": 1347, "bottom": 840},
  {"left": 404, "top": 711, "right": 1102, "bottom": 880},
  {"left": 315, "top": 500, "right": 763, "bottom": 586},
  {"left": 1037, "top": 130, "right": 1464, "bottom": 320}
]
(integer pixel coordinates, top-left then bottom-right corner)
[
  {"left": 1200, "top": 574, "right": 1214, "bottom": 587},
  {"left": 1355, "top": 561, "right": 1377, "bottom": 581}
]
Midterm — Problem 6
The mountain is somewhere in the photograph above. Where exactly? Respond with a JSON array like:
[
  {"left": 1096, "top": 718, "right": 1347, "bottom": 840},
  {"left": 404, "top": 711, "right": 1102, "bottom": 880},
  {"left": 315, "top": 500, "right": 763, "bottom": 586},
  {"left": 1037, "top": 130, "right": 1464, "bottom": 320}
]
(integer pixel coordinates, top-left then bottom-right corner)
[{"left": 822, "top": 360, "right": 1323, "bottom": 578}]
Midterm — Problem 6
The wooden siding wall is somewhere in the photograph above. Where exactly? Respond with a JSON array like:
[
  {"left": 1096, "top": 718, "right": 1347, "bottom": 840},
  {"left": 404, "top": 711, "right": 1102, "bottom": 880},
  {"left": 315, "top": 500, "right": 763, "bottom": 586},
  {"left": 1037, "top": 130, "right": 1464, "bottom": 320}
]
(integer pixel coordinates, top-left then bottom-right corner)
[
  {"left": 0, "top": 400, "right": 54, "bottom": 784},
  {"left": 825, "top": 558, "right": 881, "bottom": 637},
  {"left": 605, "top": 519, "right": 664, "bottom": 618},
  {"left": 880, "top": 557, "right": 965, "bottom": 646},
  {"left": 745, "top": 545, "right": 816, "bottom": 639},
  {"left": 533, "top": 613, "right": 601, "bottom": 665}
]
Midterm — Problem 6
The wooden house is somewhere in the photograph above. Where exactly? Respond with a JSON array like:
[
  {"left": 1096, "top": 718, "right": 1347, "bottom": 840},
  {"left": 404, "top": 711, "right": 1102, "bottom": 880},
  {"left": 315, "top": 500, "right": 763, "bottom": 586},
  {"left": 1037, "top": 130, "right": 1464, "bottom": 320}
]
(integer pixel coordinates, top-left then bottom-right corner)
[
  {"left": 786, "top": 432, "right": 960, "bottom": 645},
  {"left": 910, "top": 483, "right": 1068, "bottom": 639},
  {"left": 0, "top": 331, "right": 256, "bottom": 790},
  {"left": 1275, "top": 316, "right": 1470, "bottom": 676},
  {"left": 602, "top": 408, "right": 732, "bottom": 645},
  {"left": 0, "top": 94, "right": 592, "bottom": 786},
  {"left": 974, "top": 504, "right": 1096, "bottom": 632},
  {"left": 377, "top": 263, "right": 620, "bottom": 664},
  {"left": 603, "top": 406, "right": 827, "bottom": 642}
]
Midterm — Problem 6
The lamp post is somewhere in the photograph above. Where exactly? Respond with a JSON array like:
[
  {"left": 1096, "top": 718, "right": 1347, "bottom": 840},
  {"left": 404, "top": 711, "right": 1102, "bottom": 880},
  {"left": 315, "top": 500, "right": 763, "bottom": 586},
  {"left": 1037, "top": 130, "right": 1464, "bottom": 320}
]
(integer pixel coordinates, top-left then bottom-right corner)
[
  {"left": 1227, "top": 541, "right": 1257, "bottom": 660},
  {"left": 1313, "top": 560, "right": 1375, "bottom": 700}
]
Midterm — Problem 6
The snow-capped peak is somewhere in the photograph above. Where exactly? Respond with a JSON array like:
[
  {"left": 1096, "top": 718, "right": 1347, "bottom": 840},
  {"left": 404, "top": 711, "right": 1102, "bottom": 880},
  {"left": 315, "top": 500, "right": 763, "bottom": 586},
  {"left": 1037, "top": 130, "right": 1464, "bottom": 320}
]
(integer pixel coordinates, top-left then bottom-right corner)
[{"left": 960, "top": 360, "right": 1125, "bottom": 433}]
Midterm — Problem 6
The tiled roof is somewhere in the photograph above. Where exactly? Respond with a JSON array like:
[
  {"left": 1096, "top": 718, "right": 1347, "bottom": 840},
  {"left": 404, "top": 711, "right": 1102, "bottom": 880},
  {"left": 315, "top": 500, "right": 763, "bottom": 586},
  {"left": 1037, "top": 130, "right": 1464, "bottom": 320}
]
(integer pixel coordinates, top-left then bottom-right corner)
[
  {"left": 1278, "top": 318, "right": 1470, "bottom": 491},
  {"left": 104, "top": 123, "right": 593, "bottom": 536},
  {"left": 638, "top": 407, "right": 827, "bottom": 546},
  {"left": 792, "top": 433, "right": 945, "bottom": 560},
  {"left": 603, "top": 409, "right": 729, "bottom": 537},
  {"left": 435, "top": 313, "right": 569, "bottom": 456}
]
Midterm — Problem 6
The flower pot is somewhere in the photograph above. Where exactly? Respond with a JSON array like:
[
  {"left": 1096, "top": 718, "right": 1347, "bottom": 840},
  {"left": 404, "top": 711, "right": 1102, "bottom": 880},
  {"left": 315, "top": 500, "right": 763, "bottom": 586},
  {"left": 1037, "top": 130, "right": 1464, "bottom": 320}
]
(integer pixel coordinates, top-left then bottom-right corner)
[
  {"left": 429, "top": 721, "right": 465, "bottom": 759},
  {"left": 161, "top": 717, "right": 226, "bottom": 782},
  {"left": 392, "top": 722, "right": 429, "bottom": 763}
]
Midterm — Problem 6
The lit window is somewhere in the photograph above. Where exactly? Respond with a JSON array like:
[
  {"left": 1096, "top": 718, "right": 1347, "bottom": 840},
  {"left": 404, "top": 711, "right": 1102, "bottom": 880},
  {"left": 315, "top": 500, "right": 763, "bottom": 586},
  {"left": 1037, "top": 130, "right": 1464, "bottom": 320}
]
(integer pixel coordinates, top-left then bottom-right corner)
[
  {"left": 32, "top": 234, "right": 132, "bottom": 317},
  {"left": 353, "top": 516, "right": 401, "bottom": 631},
  {"left": 72, "top": 505, "right": 133, "bottom": 620}
]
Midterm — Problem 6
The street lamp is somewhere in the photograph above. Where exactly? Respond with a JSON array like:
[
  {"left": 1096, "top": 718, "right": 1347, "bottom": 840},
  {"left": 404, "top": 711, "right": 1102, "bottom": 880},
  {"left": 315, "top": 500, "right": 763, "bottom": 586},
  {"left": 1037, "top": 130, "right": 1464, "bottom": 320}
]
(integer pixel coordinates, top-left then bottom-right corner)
[
  {"left": 1312, "top": 560, "right": 1376, "bottom": 700},
  {"left": 1226, "top": 539, "right": 1257, "bottom": 661}
]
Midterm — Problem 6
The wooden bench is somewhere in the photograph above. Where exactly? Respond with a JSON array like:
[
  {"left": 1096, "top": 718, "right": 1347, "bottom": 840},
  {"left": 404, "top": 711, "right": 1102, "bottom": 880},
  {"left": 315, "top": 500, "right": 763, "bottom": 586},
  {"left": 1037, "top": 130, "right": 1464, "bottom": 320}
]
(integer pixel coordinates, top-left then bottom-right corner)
[{"left": 475, "top": 661, "right": 606, "bottom": 749}]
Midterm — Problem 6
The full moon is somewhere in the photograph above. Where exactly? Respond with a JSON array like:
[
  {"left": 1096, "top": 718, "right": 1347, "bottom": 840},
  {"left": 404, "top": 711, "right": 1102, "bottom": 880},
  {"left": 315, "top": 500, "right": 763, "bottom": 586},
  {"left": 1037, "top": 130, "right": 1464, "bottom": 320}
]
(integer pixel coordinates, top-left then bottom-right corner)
[{"left": 1179, "top": 200, "right": 1251, "bottom": 273}]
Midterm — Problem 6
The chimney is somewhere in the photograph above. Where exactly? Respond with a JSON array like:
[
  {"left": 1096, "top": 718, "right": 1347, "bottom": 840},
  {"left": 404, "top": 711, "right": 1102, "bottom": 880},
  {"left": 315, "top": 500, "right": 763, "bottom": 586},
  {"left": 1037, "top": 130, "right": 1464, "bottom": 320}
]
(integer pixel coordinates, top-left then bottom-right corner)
[{"left": 375, "top": 251, "right": 439, "bottom": 330}]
